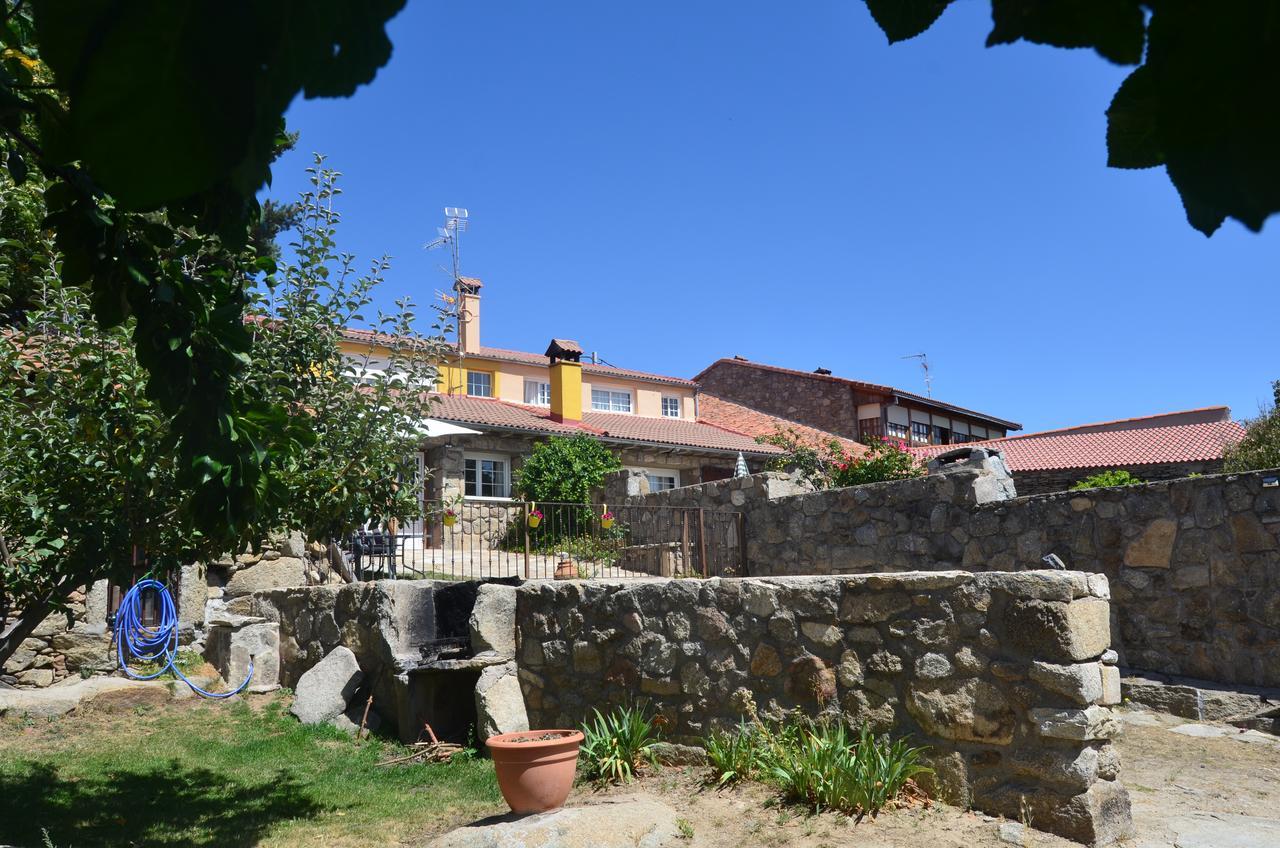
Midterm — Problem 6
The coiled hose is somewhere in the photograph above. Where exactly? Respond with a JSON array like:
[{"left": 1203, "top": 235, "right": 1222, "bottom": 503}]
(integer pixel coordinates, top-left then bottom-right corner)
[{"left": 114, "top": 578, "right": 253, "bottom": 698}]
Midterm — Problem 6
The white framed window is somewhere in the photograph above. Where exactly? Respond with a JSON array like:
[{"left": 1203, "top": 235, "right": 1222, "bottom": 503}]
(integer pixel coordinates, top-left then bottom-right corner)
[
  {"left": 628, "top": 466, "right": 680, "bottom": 492},
  {"left": 661, "top": 396, "right": 681, "bottom": 418},
  {"left": 524, "top": 379, "right": 551, "bottom": 406},
  {"left": 466, "top": 371, "right": 492, "bottom": 397},
  {"left": 591, "top": 388, "right": 632, "bottom": 413},
  {"left": 464, "top": 453, "right": 510, "bottom": 499}
]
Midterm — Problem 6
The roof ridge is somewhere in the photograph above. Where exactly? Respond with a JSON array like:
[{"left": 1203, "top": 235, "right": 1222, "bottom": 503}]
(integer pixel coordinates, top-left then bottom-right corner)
[
  {"left": 999, "top": 407, "right": 1234, "bottom": 440},
  {"left": 694, "top": 358, "right": 1021, "bottom": 430}
]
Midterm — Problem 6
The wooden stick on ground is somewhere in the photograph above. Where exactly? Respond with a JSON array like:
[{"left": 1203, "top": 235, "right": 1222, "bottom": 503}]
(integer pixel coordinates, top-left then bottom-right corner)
[{"left": 358, "top": 694, "right": 373, "bottom": 740}]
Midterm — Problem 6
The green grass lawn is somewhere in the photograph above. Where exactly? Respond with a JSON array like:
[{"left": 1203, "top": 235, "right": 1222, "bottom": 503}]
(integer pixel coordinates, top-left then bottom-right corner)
[{"left": 0, "top": 693, "right": 503, "bottom": 847}]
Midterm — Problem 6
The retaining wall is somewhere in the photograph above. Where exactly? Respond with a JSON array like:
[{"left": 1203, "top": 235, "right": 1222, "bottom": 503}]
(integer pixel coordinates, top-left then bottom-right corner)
[
  {"left": 515, "top": 571, "right": 1131, "bottom": 845},
  {"left": 619, "top": 468, "right": 1280, "bottom": 689}
]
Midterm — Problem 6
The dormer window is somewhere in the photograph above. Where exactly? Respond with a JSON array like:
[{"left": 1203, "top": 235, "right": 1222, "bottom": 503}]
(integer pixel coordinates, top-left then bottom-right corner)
[
  {"left": 467, "top": 371, "right": 492, "bottom": 397},
  {"left": 591, "top": 388, "right": 632, "bottom": 413},
  {"left": 661, "top": 396, "right": 681, "bottom": 418}
]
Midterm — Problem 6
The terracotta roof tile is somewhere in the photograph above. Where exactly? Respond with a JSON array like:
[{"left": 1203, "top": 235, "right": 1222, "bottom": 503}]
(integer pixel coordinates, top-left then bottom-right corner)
[
  {"left": 910, "top": 409, "right": 1246, "bottom": 472},
  {"left": 427, "top": 393, "right": 781, "bottom": 456},
  {"left": 696, "top": 394, "right": 868, "bottom": 456}
]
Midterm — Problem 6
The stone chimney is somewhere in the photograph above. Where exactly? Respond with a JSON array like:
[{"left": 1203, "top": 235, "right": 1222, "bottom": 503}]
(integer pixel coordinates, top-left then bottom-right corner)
[
  {"left": 545, "top": 338, "right": 584, "bottom": 423},
  {"left": 456, "top": 277, "right": 483, "bottom": 354}
]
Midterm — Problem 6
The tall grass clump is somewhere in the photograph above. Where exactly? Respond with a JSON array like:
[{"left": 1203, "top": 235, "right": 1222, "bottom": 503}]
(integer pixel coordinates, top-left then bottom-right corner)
[
  {"left": 579, "top": 702, "right": 661, "bottom": 784},
  {"left": 705, "top": 717, "right": 929, "bottom": 818},
  {"left": 769, "top": 721, "right": 930, "bottom": 817}
]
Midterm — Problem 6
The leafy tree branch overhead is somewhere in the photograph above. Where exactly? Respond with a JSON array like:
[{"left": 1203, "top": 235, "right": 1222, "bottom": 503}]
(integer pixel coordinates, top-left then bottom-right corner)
[
  {"left": 0, "top": 1, "right": 406, "bottom": 536},
  {"left": 863, "top": 1, "right": 1280, "bottom": 236}
]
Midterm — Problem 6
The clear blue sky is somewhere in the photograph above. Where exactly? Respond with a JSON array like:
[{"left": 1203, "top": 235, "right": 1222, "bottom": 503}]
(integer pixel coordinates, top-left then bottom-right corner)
[{"left": 267, "top": 1, "right": 1277, "bottom": 434}]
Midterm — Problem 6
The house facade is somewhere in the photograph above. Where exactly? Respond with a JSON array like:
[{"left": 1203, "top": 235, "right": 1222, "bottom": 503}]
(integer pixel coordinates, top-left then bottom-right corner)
[
  {"left": 694, "top": 357, "right": 1021, "bottom": 447},
  {"left": 338, "top": 278, "right": 781, "bottom": 523}
]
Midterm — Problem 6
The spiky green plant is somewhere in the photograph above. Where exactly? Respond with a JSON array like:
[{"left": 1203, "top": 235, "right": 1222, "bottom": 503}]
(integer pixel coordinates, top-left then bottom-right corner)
[
  {"left": 705, "top": 720, "right": 772, "bottom": 786},
  {"left": 579, "top": 702, "right": 661, "bottom": 784}
]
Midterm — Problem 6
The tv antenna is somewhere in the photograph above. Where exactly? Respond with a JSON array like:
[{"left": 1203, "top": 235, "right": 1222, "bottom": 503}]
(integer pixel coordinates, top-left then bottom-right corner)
[
  {"left": 424, "top": 207, "right": 472, "bottom": 393},
  {"left": 901, "top": 353, "right": 933, "bottom": 397}
]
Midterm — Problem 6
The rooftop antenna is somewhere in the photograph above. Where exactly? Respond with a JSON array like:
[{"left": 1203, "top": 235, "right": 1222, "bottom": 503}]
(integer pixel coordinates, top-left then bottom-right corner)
[
  {"left": 901, "top": 353, "right": 933, "bottom": 397},
  {"left": 425, "top": 207, "right": 471, "bottom": 394}
]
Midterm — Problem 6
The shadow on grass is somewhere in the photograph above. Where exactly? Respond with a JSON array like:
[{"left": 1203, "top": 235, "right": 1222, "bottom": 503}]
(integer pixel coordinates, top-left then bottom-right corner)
[{"left": 0, "top": 759, "right": 327, "bottom": 847}]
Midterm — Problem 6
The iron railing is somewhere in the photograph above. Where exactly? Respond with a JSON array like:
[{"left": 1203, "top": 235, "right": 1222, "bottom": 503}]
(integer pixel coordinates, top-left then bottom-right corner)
[{"left": 343, "top": 500, "right": 745, "bottom": 582}]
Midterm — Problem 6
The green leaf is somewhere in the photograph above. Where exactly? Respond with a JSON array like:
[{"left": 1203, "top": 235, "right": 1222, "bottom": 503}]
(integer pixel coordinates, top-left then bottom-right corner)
[
  {"left": 1106, "top": 66, "right": 1162, "bottom": 169},
  {"left": 986, "top": 0, "right": 1145, "bottom": 65},
  {"left": 862, "top": 0, "right": 953, "bottom": 45}
]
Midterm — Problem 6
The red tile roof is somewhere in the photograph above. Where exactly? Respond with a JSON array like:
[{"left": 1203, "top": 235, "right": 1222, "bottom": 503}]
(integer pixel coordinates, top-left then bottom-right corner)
[
  {"left": 697, "top": 394, "right": 868, "bottom": 456},
  {"left": 693, "top": 358, "right": 1021, "bottom": 430},
  {"left": 341, "top": 327, "right": 694, "bottom": 387},
  {"left": 428, "top": 393, "right": 781, "bottom": 456},
  {"left": 909, "top": 407, "right": 1246, "bottom": 472}
]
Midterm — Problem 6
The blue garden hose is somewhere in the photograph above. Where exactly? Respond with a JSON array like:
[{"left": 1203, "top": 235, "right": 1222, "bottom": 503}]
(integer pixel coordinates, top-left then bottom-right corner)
[{"left": 114, "top": 578, "right": 254, "bottom": 699}]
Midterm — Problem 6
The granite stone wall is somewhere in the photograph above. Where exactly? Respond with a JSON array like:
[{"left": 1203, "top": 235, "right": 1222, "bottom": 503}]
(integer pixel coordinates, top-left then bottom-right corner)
[
  {"left": 516, "top": 571, "right": 1131, "bottom": 845},
  {"left": 1012, "top": 460, "right": 1224, "bottom": 497},
  {"left": 619, "top": 467, "right": 1280, "bottom": 689}
]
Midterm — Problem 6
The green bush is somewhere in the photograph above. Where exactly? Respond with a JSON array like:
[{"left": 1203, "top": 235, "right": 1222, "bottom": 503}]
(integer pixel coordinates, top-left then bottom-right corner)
[
  {"left": 760, "top": 430, "right": 924, "bottom": 490},
  {"left": 579, "top": 703, "right": 661, "bottom": 785},
  {"left": 1224, "top": 380, "right": 1280, "bottom": 473},
  {"left": 1071, "top": 469, "right": 1145, "bottom": 490},
  {"left": 515, "top": 434, "right": 622, "bottom": 504}
]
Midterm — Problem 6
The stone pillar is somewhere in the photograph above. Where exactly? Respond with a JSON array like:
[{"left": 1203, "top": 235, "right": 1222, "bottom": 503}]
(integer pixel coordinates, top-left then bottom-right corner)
[{"left": 204, "top": 613, "right": 280, "bottom": 693}]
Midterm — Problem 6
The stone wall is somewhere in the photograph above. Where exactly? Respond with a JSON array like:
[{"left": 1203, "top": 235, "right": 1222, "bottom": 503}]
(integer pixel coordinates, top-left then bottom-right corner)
[
  {"left": 696, "top": 361, "right": 860, "bottom": 440},
  {"left": 630, "top": 467, "right": 1280, "bottom": 689},
  {"left": 1, "top": 581, "right": 112, "bottom": 687},
  {"left": 516, "top": 571, "right": 1130, "bottom": 845},
  {"left": 1013, "top": 460, "right": 1224, "bottom": 497}
]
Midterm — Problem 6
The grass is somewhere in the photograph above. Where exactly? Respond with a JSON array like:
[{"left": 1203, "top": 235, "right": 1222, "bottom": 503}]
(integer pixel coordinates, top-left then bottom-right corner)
[{"left": 0, "top": 694, "right": 502, "bottom": 847}]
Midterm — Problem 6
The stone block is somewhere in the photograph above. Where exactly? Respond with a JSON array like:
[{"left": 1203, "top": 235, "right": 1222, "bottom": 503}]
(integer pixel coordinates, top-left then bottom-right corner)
[
  {"left": 1005, "top": 598, "right": 1110, "bottom": 663},
  {"left": 750, "top": 643, "right": 782, "bottom": 677},
  {"left": 474, "top": 661, "right": 528, "bottom": 741},
  {"left": 1, "top": 638, "right": 46, "bottom": 674},
  {"left": 979, "top": 778, "right": 1132, "bottom": 846},
  {"left": 224, "top": 556, "right": 306, "bottom": 597},
  {"left": 469, "top": 583, "right": 516, "bottom": 658},
  {"left": 205, "top": 618, "right": 279, "bottom": 693},
  {"left": 1030, "top": 661, "right": 1104, "bottom": 705},
  {"left": 1007, "top": 745, "right": 1101, "bottom": 791},
  {"left": 291, "top": 645, "right": 362, "bottom": 725},
  {"left": 1099, "top": 665, "right": 1121, "bottom": 705},
  {"left": 1032, "top": 705, "right": 1120, "bottom": 741},
  {"left": 51, "top": 629, "right": 113, "bottom": 673},
  {"left": 1123, "top": 518, "right": 1176, "bottom": 567},
  {"left": 906, "top": 678, "right": 1015, "bottom": 745},
  {"left": 838, "top": 591, "right": 911, "bottom": 623},
  {"left": 800, "top": 621, "right": 841, "bottom": 647}
]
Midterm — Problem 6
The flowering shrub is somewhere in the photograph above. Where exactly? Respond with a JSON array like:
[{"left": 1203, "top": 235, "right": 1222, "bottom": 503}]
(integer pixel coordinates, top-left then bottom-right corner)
[{"left": 760, "top": 429, "right": 924, "bottom": 489}]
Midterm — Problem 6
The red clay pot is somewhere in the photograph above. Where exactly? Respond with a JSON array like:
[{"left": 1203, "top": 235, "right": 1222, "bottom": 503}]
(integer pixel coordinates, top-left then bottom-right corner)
[{"left": 486, "top": 729, "right": 584, "bottom": 814}]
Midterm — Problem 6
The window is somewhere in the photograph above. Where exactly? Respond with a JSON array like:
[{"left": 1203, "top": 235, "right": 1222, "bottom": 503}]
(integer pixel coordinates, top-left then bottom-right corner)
[
  {"left": 661, "top": 396, "right": 681, "bottom": 418},
  {"left": 591, "top": 388, "right": 632, "bottom": 413},
  {"left": 911, "top": 421, "right": 931, "bottom": 444},
  {"left": 933, "top": 426, "right": 952, "bottom": 445},
  {"left": 464, "top": 455, "right": 509, "bottom": 498},
  {"left": 858, "top": 417, "right": 883, "bottom": 440},
  {"left": 524, "top": 379, "right": 550, "bottom": 406},
  {"left": 466, "top": 371, "right": 492, "bottom": 397},
  {"left": 647, "top": 473, "right": 678, "bottom": 492},
  {"left": 886, "top": 421, "right": 909, "bottom": 440}
]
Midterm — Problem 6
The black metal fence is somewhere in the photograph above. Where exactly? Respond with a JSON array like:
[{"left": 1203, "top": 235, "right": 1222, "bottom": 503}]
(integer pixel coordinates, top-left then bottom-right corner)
[{"left": 344, "top": 501, "right": 745, "bottom": 582}]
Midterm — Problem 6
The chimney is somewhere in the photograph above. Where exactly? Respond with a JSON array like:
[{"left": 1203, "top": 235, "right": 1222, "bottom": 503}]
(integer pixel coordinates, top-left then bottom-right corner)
[
  {"left": 456, "top": 277, "right": 483, "bottom": 354},
  {"left": 545, "top": 338, "right": 584, "bottom": 422}
]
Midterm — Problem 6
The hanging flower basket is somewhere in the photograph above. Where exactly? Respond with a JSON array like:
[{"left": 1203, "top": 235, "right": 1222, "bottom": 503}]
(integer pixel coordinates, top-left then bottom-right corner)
[
  {"left": 442, "top": 509, "right": 457, "bottom": 528},
  {"left": 527, "top": 508, "right": 543, "bottom": 529},
  {"left": 600, "top": 510, "right": 615, "bottom": 530}
]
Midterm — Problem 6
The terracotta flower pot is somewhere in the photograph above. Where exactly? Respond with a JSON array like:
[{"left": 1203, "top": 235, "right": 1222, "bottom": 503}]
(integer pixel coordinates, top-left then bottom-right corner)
[
  {"left": 486, "top": 729, "right": 584, "bottom": 813},
  {"left": 554, "top": 560, "right": 576, "bottom": 580}
]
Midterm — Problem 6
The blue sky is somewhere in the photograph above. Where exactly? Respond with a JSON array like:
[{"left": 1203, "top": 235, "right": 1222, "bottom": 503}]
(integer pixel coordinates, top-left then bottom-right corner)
[{"left": 267, "top": 1, "right": 1277, "bottom": 434}]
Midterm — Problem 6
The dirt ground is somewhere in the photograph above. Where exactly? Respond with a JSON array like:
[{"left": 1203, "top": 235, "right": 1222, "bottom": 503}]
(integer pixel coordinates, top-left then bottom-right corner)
[{"left": 422, "top": 708, "right": 1280, "bottom": 848}]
